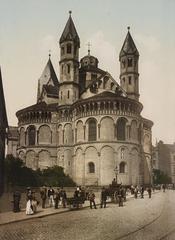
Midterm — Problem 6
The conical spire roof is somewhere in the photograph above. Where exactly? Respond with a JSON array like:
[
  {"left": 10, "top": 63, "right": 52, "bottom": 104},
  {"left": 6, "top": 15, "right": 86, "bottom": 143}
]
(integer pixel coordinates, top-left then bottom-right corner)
[
  {"left": 119, "top": 27, "right": 139, "bottom": 59},
  {"left": 39, "top": 58, "right": 59, "bottom": 87},
  {"left": 59, "top": 11, "right": 80, "bottom": 47},
  {"left": 37, "top": 57, "right": 59, "bottom": 102},
  {"left": 0, "top": 67, "right": 8, "bottom": 129}
]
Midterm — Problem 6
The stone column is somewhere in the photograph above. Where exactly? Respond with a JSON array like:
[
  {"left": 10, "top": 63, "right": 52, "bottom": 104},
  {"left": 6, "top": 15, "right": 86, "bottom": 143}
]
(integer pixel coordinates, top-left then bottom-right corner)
[
  {"left": 98, "top": 124, "right": 101, "bottom": 140},
  {"left": 98, "top": 152, "right": 101, "bottom": 186},
  {"left": 83, "top": 125, "right": 86, "bottom": 141},
  {"left": 83, "top": 152, "right": 86, "bottom": 186}
]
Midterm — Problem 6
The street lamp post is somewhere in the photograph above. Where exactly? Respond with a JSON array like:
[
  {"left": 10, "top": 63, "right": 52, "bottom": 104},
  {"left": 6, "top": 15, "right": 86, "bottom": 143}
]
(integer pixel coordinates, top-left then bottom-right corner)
[{"left": 114, "top": 166, "right": 119, "bottom": 184}]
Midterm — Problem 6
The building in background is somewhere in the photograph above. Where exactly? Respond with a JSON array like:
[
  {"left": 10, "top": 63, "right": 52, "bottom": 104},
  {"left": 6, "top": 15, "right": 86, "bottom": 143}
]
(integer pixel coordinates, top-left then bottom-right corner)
[
  {"left": 7, "top": 126, "right": 18, "bottom": 157},
  {"left": 0, "top": 68, "right": 8, "bottom": 196},
  {"left": 14, "top": 12, "right": 153, "bottom": 186},
  {"left": 153, "top": 141, "right": 175, "bottom": 184}
]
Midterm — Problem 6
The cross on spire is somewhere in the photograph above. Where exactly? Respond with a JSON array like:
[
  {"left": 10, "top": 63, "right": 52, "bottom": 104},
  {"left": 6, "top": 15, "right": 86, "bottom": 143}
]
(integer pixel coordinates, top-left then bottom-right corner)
[{"left": 87, "top": 42, "right": 91, "bottom": 56}]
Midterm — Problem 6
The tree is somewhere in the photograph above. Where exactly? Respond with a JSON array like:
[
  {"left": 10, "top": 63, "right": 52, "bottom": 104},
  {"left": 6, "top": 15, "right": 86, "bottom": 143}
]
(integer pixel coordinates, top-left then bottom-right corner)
[
  {"left": 4, "top": 155, "right": 76, "bottom": 187},
  {"left": 153, "top": 169, "right": 171, "bottom": 184},
  {"left": 38, "top": 166, "right": 76, "bottom": 187},
  {"left": 5, "top": 154, "right": 39, "bottom": 187}
]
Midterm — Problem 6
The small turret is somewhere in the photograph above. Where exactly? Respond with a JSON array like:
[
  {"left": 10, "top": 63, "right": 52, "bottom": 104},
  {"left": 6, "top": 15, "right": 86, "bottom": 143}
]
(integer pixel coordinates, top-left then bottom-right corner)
[{"left": 119, "top": 27, "right": 139, "bottom": 101}]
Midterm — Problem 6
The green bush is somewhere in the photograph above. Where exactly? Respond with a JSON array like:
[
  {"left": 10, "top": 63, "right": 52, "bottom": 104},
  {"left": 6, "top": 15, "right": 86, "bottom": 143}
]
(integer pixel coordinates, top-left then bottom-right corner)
[
  {"left": 5, "top": 155, "right": 39, "bottom": 187},
  {"left": 37, "top": 166, "right": 76, "bottom": 187},
  {"left": 5, "top": 155, "right": 76, "bottom": 187},
  {"left": 153, "top": 169, "right": 171, "bottom": 184}
]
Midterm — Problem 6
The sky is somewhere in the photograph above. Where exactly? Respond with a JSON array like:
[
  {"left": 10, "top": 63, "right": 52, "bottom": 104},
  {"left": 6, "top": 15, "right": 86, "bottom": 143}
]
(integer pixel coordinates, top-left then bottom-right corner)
[{"left": 0, "top": 0, "right": 175, "bottom": 145}]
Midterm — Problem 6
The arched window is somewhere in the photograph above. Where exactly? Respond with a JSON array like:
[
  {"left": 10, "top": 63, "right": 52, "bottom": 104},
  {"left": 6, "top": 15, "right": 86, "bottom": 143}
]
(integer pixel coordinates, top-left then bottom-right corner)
[
  {"left": 122, "top": 59, "right": 126, "bottom": 68},
  {"left": 68, "top": 90, "right": 70, "bottom": 99},
  {"left": 28, "top": 126, "right": 36, "bottom": 146},
  {"left": 67, "top": 43, "right": 72, "bottom": 54},
  {"left": 121, "top": 148, "right": 124, "bottom": 159},
  {"left": 67, "top": 64, "right": 70, "bottom": 74},
  {"left": 88, "top": 119, "right": 97, "bottom": 141},
  {"left": 128, "top": 76, "right": 132, "bottom": 85},
  {"left": 116, "top": 118, "right": 127, "bottom": 140},
  {"left": 119, "top": 162, "right": 126, "bottom": 173},
  {"left": 128, "top": 58, "right": 133, "bottom": 67},
  {"left": 88, "top": 162, "right": 95, "bottom": 173}
]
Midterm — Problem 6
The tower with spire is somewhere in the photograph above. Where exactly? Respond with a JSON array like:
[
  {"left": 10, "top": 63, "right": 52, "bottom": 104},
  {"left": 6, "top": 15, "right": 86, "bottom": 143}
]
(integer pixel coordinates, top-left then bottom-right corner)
[
  {"left": 59, "top": 11, "right": 80, "bottom": 105},
  {"left": 119, "top": 27, "right": 139, "bottom": 101}
]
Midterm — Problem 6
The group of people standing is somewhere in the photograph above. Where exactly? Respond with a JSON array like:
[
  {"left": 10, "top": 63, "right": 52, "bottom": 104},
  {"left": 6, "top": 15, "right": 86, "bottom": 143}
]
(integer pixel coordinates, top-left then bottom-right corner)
[
  {"left": 40, "top": 186, "right": 67, "bottom": 210},
  {"left": 131, "top": 185, "right": 152, "bottom": 199}
]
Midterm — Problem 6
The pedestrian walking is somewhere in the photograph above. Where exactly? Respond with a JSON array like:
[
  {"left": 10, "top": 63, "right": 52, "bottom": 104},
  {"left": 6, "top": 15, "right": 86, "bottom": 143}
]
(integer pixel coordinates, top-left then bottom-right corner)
[
  {"left": 61, "top": 189, "right": 67, "bottom": 208},
  {"left": 100, "top": 187, "right": 107, "bottom": 208},
  {"left": 40, "top": 186, "right": 47, "bottom": 208},
  {"left": 54, "top": 188, "right": 61, "bottom": 209},
  {"left": 13, "top": 190, "right": 21, "bottom": 212},
  {"left": 118, "top": 187, "right": 124, "bottom": 207},
  {"left": 162, "top": 184, "right": 166, "bottom": 192},
  {"left": 88, "top": 190, "right": 97, "bottom": 209},
  {"left": 48, "top": 186, "right": 55, "bottom": 207},
  {"left": 134, "top": 186, "right": 138, "bottom": 199},
  {"left": 26, "top": 187, "right": 32, "bottom": 201},
  {"left": 140, "top": 186, "right": 144, "bottom": 198},
  {"left": 31, "top": 193, "right": 39, "bottom": 213},
  {"left": 26, "top": 194, "right": 34, "bottom": 215},
  {"left": 131, "top": 185, "right": 135, "bottom": 195},
  {"left": 85, "top": 186, "right": 90, "bottom": 200},
  {"left": 147, "top": 186, "right": 152, "bottom": 198}
]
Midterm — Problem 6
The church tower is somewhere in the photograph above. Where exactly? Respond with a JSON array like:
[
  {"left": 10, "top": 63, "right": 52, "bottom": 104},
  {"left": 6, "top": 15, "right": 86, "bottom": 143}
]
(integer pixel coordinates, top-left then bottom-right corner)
[
  {"left": 119, "top": 27, "right": 139, "bottom": 101},
  {"left": 59, "top": 11, "right": 80, "bottom": 105}
]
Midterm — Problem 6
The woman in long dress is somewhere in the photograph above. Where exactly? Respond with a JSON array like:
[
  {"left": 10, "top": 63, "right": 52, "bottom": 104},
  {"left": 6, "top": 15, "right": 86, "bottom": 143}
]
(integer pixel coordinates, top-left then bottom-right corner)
[
  {"left": 26, "top": 195, "right": 34, "bottom": 215},
  {"left": 26, "top": 199, "right": 34, "bottom": 215}
]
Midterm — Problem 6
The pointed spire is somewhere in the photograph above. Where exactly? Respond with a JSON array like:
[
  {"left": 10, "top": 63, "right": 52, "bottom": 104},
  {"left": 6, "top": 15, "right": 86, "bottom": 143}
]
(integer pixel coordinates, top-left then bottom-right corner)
[
  {"left": 37, "top": 58, "right": 59, "bottom": 102},
  {"left": 59, "top": 11, "right": 80, "bottom": 46},
  {"left": 119, "top": 27, "right": 139, "bottom": 59},
  {"left": 0, "top": 67, "right": 8, "bottom": 128}
]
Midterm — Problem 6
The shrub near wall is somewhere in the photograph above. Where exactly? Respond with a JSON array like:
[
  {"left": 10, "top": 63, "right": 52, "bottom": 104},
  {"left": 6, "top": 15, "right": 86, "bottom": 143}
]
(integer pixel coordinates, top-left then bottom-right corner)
[{"left": 5, "top": 155, "right": 76, "bottom": 187}]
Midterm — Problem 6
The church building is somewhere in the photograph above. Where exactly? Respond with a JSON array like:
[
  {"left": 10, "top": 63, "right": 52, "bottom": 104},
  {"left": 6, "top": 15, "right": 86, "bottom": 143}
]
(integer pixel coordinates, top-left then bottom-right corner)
[{"left": 16, "top": 12, "right": 153, "bottom": 186}]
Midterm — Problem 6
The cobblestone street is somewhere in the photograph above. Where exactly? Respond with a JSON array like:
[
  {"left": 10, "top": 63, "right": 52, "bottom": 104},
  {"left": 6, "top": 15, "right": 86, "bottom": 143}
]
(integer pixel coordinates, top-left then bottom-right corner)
[{"left": 1, "top": 191, "right": 175, "bottom": 240}]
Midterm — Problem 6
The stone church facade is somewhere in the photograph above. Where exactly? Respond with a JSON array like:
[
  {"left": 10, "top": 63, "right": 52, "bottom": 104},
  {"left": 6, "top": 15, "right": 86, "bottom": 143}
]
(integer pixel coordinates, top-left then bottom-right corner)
[{"left": 16, "top": 13, "right": 153, "bottom": 186}]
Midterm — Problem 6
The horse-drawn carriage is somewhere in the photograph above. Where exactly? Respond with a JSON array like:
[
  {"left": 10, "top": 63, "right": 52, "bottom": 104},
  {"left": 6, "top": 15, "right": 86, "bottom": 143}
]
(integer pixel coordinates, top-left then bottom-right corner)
[
  {"left": 66, "top": 189, "right": 86, "bottom": 210},
  {"left": 105, "top": 183, "right": 130, "bottom": 205}
]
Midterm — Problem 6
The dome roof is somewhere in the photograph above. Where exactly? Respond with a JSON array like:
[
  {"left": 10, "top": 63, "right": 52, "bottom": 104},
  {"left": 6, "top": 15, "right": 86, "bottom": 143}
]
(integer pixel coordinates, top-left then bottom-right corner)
[{"left": 80, "top": 54, "right": 99, "bottom": 68}]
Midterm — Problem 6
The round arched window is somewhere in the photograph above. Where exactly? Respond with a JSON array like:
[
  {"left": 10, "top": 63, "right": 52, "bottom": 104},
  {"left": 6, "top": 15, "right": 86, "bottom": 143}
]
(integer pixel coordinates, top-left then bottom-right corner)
[
  {"left": 119, "top": 162, "right": 126, "bottom": 173},
  {"left": 88, "top": 162, "right": 95, "bottom": 173}
]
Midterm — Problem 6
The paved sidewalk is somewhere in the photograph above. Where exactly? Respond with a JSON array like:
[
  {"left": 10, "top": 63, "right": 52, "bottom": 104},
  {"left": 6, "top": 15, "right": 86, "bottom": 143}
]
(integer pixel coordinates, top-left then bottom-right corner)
[
  {"left": 0, "top": 191, "right": 159, "bottom": 226},
  {"left": 0, "top": 199, "right": 100, "bottom": 226}
]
